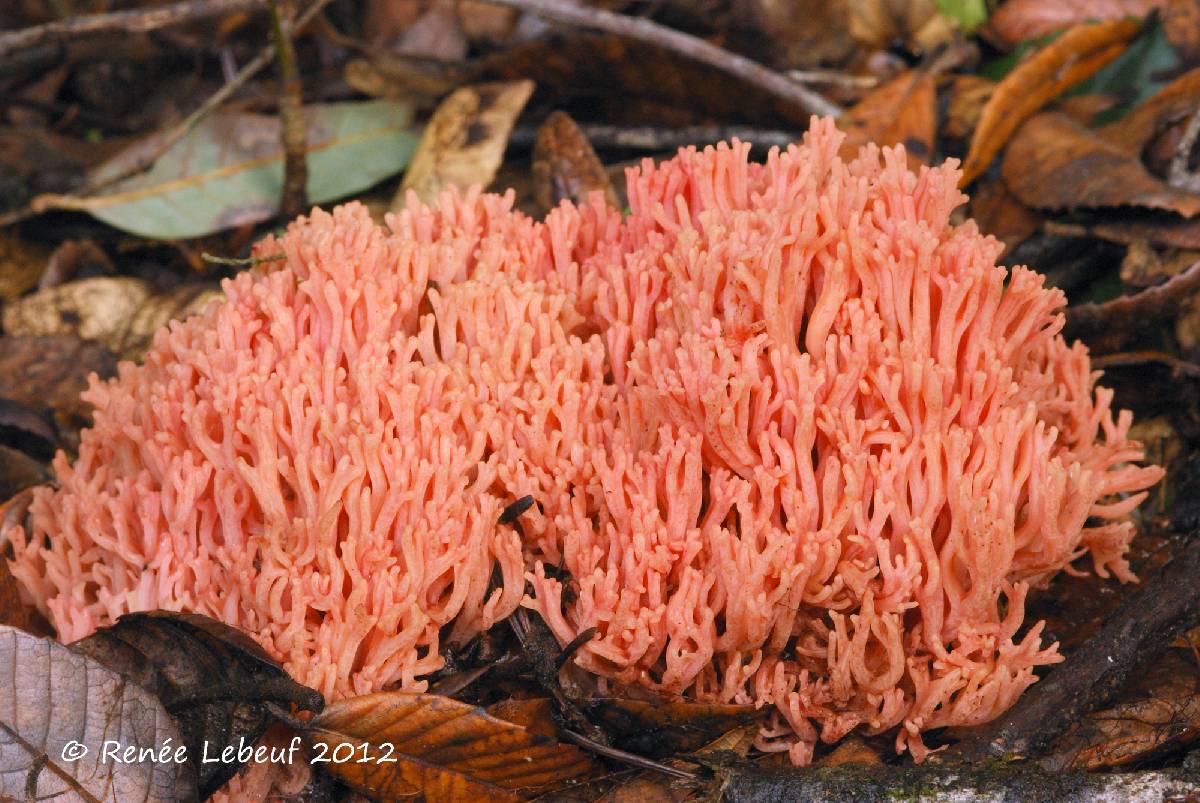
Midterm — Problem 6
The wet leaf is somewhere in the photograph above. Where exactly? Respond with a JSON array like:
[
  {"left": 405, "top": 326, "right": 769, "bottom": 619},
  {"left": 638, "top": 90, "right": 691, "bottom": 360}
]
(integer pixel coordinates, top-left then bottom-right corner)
[
  {"left": 986, "top": 0, "right": 1164, "bottom": 49},
  {"left": 1001, "top": 111, "right": 1200, "bottom": 214},
  {"left": 960, "top": 19, "right": 1141, "bottom": 186},
  {"left": 837, "top": 69, "right": 936, "bottom": 171},
  {"left": 0, "top": 624, "right": 197, "bottom": 801},
  {"left": 71, "top": 611, "right": 323, "bottom": 800},
  {"left": 394, "top": 80, "right": 533, "bottom": 208},
  {"left": 587, "top": 698, "right": 766, "bottom": 758},
  {"left": 308, "top": 691, "right": 595, "bottom": 801},
  {"left": 35, "top": 100, "right": 420, "bottom": 240},
  {"left": 532, "top": 110, "right": 619, "bottom": 213},
  {"left": 1048, "top": 649, "right": 1200, "bottom": 769},
  {"left": 0, "top": 335, "right": 118, "bottom": 449}
]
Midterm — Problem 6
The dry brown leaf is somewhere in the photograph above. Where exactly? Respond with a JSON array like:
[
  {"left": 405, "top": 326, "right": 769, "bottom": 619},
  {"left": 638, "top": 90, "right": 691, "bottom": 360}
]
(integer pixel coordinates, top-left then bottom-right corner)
[
  {"left": 960, "top": 19, "right": 1141, "bottom": 186},
  {"left": 985, "top": 0, "right": 1164, "bottom": 49},
  {"left": 588, "top": 698, "right": 766, "bottom": 758},
  {"left": 2, "top": 276, "right": 152, "bottom": 353},
  {"left": 837, "top": 69, "right": 936, "bottom": 171},
  {"left": 72, "top": 611, "right": 324, "bottom": 799},
  {"left": 1120, "top": 240, "right": 1200, "bottom": 285},
  {"left": 848, "top": 0, "right": 954, "bottom": 52},
  {"left": 969, "top": 178, "right": 1043, "bottom": 256},
  {"left": 394, "top": 80, "right": 534, "bottom": 209},
  {"left": 1002, "top": 111, "right": 1200, "bottom": 214},
  {"left": 309, "top": 691, "right": 596, "bottom": 801},
  {"left": 816, "top": 736, "right": 885, "bottom": 767},
  {"left": 733, "top": 0, "right": 856, "bottom": 68},
  {"left": 1099, "top": 67, "right": 1200, "bottom": 153},
  {"left": 942, "top": 74, "right": 995, "bottom": 140},
  {"left": 1166, "top": 0, "right": 1200, "bottom": 63},
  {"left": 0, "top": 540, "right": 51, "bottom": 635},
  {"left": 0, "top": 230, "right": 48, "bottom": 302},
  {"left": 0, "top": 625, "right": 196, "bottom": 801},
  {"left": 532, "top": 111, "right": 620, "bottom": 213},
  {"left": 1086, "top": 215, "right": 1200, "bottom": 248},
  {"left": 596, "top": 775, "right": 696, "bottom": 803}
]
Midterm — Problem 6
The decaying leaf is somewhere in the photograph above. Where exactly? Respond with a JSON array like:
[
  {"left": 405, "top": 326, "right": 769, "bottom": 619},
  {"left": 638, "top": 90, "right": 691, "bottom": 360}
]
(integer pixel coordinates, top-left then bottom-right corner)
[
  {"left": 0, "top": 230, "right": 49, "bottom": 301},
  {"left": 1002, "top": 112, "right": 1200, "bottom": 214},
  {"left": 0, "top": 444, "right": 49, "bottom": 531},
  {"left": 0, "top": 542, "right": 50, "bottom": 635},
  {"left": 1098, "top": 66, "right": 1200, "bottom": 153},
  {"left": 1120, "top": 239, "right": 1200, "bottom": 285},
  {"left": 394, "top": 80, "right": 534, "bottom": 208},
  {"left": 1165, "top": 0, "right": 1200, "bottom": 63},
  {"left": 0, "top": 624, "right": 197, "bottom": 802},
  {"left": 308, "top": 691, "right": 595, "bottom": 801},
  {"left": 71, "top": 611, "right": 324, "bottom": 800},
  {"left": 39, "top": 238, "right": 114, "bottom": 290},
  {"left": 587, "top": 698, "right": 766, "bottom": 758},
  {"left": 1047, "top": 649, "right": 1200, "bottom": 769},
  {"left": 836, "top": 69, "right": 936, "bottom": 171},
  {"left": 532, "top": 110, "right": 620, "bottom": 212},
  {"left": 969, "top": 178, "right": 1043, "bottom": 256},
  {"left": 0, "top": 335, "right": 118, "bottom": 448},
  {"left": 942, "top": 74, "right": 996, "bottom": 140},
  {"left": 34, "top": 101, "right": 421, "bottom": 240},
  {"left": 960, "top": 19, "right": 1141, "bottom": 186},
  {"left": 2, "top": 276, "right": 152, "bottom": 353},
  {"left": 985, "top": 0, "right": 1164, "bottom": 49},
  {"left": 115, "top": 283, "right": 222, "bottom": 360},
  {"left": 848, "top": 0, "right": 955, "bottom": 52},
  {"left": 733, "top": 0, "right": 856, "bottom": 68}
]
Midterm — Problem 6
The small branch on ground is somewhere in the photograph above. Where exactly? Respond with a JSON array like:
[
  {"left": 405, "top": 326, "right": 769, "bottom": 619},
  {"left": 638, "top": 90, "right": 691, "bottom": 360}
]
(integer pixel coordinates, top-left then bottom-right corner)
[
  {"left": 1064, "top": 259, "right": 1200, "bottom": 350},
  {"left": 0, "top": 0, "right": 267, "bottom": 60},
  {"left": 941, "top": 533, "right": 1200, "bottom": 763},
  {"left": 1092, "top": 350, "right": 1200, "bottom": 380},
  {"left": 478, "top": 0, "right": 842, "bottom": 119},
  {"left": 269, "top": 0, "right": 309, "bottom": 219}
]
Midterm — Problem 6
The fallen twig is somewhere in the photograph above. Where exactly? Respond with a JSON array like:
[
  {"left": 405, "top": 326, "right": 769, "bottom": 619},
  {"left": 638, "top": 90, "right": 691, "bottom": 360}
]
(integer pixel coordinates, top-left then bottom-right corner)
[
  {"left": 0, "top": 0, "right": 267, "bottom": 59},
  {"left": 942, "top": 533, "right": 1200, "bottom": 763},
  {"left": 268, "top": 0, "right": 308, "bottom": 219},
  {"left": 479, "top": 0, "right": 842, "bottom": 119},
  {"left": 1065, "top": 258, "right": 1200, "bottom": 349},
  {"left": 1092, "top": 350, "right": 1200, "bottom": 380}
]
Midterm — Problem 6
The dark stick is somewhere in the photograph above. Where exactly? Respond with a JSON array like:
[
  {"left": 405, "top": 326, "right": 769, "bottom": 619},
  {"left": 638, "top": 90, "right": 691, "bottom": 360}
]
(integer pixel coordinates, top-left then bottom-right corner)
[
  {"left": 943, "top": 534, "right": 1200, "bottom": 763},
  {"left": 510, "top": 123, "right": 804, "bottom": 153},
  {"left": 478, "top": 0, "right": 842, "bottom": 119},
  {"left": 0, "top": 0, "right": 267, "bottom": 59},
  {"left": 268, "top": 0, "right": 308, "bottom": 219},
  {"left": 1065, "top": 259, "right": 1200, "bottom": 344}
]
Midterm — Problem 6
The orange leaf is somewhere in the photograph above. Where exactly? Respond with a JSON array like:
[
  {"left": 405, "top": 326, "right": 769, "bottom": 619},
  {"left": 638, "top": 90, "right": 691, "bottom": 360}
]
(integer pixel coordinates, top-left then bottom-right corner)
[
  {"left": 308, "top": 692, "right": 596, "bottom": 802},
  {"left": 1001, "top": 112, "right": 1200, "bottom": 215},
  {"left": 837, "top": 69, "right": 937, "bottom": 172},
  {"left": 960, "top": 19, "right": 1141, "bottom": 187},
  {"left": 986, "top": 0, "right": 1163, "bottom": 49}
]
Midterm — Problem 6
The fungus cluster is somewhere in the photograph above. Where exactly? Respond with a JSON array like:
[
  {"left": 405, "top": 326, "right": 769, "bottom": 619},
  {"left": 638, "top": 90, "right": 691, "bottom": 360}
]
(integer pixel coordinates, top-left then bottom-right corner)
[{"left": 5, "top": 119, "right": 1162, "bottom": 763}]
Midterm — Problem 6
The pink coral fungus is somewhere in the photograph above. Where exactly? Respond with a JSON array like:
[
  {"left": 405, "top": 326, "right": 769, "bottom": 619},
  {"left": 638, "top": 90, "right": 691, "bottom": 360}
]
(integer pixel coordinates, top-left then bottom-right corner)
[{"left": 5, "top": 118, "right": 1163, "bottom": 762}]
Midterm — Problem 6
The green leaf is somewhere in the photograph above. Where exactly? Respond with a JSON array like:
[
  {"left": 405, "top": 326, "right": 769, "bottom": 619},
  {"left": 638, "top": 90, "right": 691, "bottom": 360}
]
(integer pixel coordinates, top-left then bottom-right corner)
[
  {"left": 936, "top": 0, "right": 988, "bottom": 34},
  {"left": 45, "top": 100, "right": 419, "bottom": 240}
]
